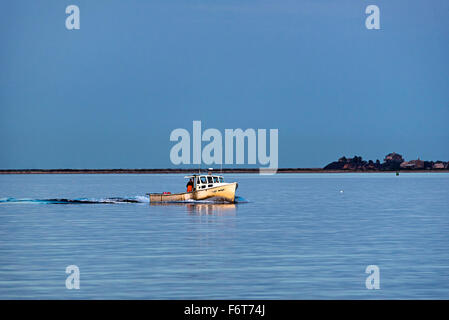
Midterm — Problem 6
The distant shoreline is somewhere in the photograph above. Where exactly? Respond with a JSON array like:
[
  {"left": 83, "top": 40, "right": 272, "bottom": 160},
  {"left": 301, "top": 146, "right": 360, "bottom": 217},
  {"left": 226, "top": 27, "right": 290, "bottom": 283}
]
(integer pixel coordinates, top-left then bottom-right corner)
[{"left": 1, "top": 168, "right": 449, "bottom": 174}]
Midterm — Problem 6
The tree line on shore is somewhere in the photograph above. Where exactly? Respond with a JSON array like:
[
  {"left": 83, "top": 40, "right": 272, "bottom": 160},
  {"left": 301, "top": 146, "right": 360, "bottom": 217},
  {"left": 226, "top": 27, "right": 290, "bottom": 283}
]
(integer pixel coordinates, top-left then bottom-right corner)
[{"left": 324, "top": 152, "right": 449, "bottom": 171}]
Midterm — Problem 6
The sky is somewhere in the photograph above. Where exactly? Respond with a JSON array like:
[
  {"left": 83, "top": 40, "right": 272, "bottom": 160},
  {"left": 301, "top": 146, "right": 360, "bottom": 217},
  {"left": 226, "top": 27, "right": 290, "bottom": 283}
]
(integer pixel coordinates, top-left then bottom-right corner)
[{"left": 1, "top": 0, "right": 448, "bottom": 169}]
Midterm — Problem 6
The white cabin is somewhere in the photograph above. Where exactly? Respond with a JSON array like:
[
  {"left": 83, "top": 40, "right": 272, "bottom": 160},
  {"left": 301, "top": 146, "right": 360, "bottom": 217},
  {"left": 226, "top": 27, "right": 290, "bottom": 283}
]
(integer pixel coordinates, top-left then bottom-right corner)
[{"left": 185, "top": 174, "right": 226, "bottom": 191}]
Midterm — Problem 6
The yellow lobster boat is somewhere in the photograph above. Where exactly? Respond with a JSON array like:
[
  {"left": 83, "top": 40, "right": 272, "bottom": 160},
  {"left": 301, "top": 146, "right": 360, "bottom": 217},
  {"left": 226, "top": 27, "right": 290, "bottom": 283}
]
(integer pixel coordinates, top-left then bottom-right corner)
[{"left": 147, "top": 174, "right": 238, "bottom": 203}]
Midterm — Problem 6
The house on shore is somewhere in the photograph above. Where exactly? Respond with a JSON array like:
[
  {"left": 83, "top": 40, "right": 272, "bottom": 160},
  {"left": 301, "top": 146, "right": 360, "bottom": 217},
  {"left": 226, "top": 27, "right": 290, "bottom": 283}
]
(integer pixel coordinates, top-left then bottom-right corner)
[{"left": 400, "top": 158, "right": 424, "bottom": 169}]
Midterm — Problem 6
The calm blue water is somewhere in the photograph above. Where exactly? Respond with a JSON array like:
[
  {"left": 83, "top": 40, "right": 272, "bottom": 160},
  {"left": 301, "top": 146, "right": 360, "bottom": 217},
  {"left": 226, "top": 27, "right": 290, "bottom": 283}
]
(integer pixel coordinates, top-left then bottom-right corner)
[{"left": 0, "top": 173, "right": 448, "bottom": 299}]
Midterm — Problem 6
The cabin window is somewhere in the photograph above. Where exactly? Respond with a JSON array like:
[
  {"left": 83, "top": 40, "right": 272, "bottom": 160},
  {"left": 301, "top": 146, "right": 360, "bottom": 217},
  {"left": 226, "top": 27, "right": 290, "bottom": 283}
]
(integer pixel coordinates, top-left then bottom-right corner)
[
  {"left": 219, "top": 177, "right": 224, "bottom": 183},
  {"left": 200, "top": 176, "right": 207, "bottom": 184},
  {"left": 213, "top": 177, "right": 219, "bottom": 183},
  {"left": 207, "top": 176, "right": 213, "bottom": 184},
  {"left": 197, "top": 177, "right": 201, "bottom": 185}
]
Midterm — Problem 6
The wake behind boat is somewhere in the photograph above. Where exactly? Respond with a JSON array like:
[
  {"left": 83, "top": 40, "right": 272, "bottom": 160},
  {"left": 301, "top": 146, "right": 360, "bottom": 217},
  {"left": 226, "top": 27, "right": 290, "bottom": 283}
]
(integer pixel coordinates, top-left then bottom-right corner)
[{"left": 147, "top": 172, "right": 238, "bottom": 203}]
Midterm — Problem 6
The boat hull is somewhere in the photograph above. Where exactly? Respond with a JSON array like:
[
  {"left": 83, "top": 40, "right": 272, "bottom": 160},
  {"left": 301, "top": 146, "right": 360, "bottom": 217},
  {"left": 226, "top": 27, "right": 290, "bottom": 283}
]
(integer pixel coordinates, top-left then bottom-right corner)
[{"left": 148, "top": 182, "right": 238, "bottom": 203}]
